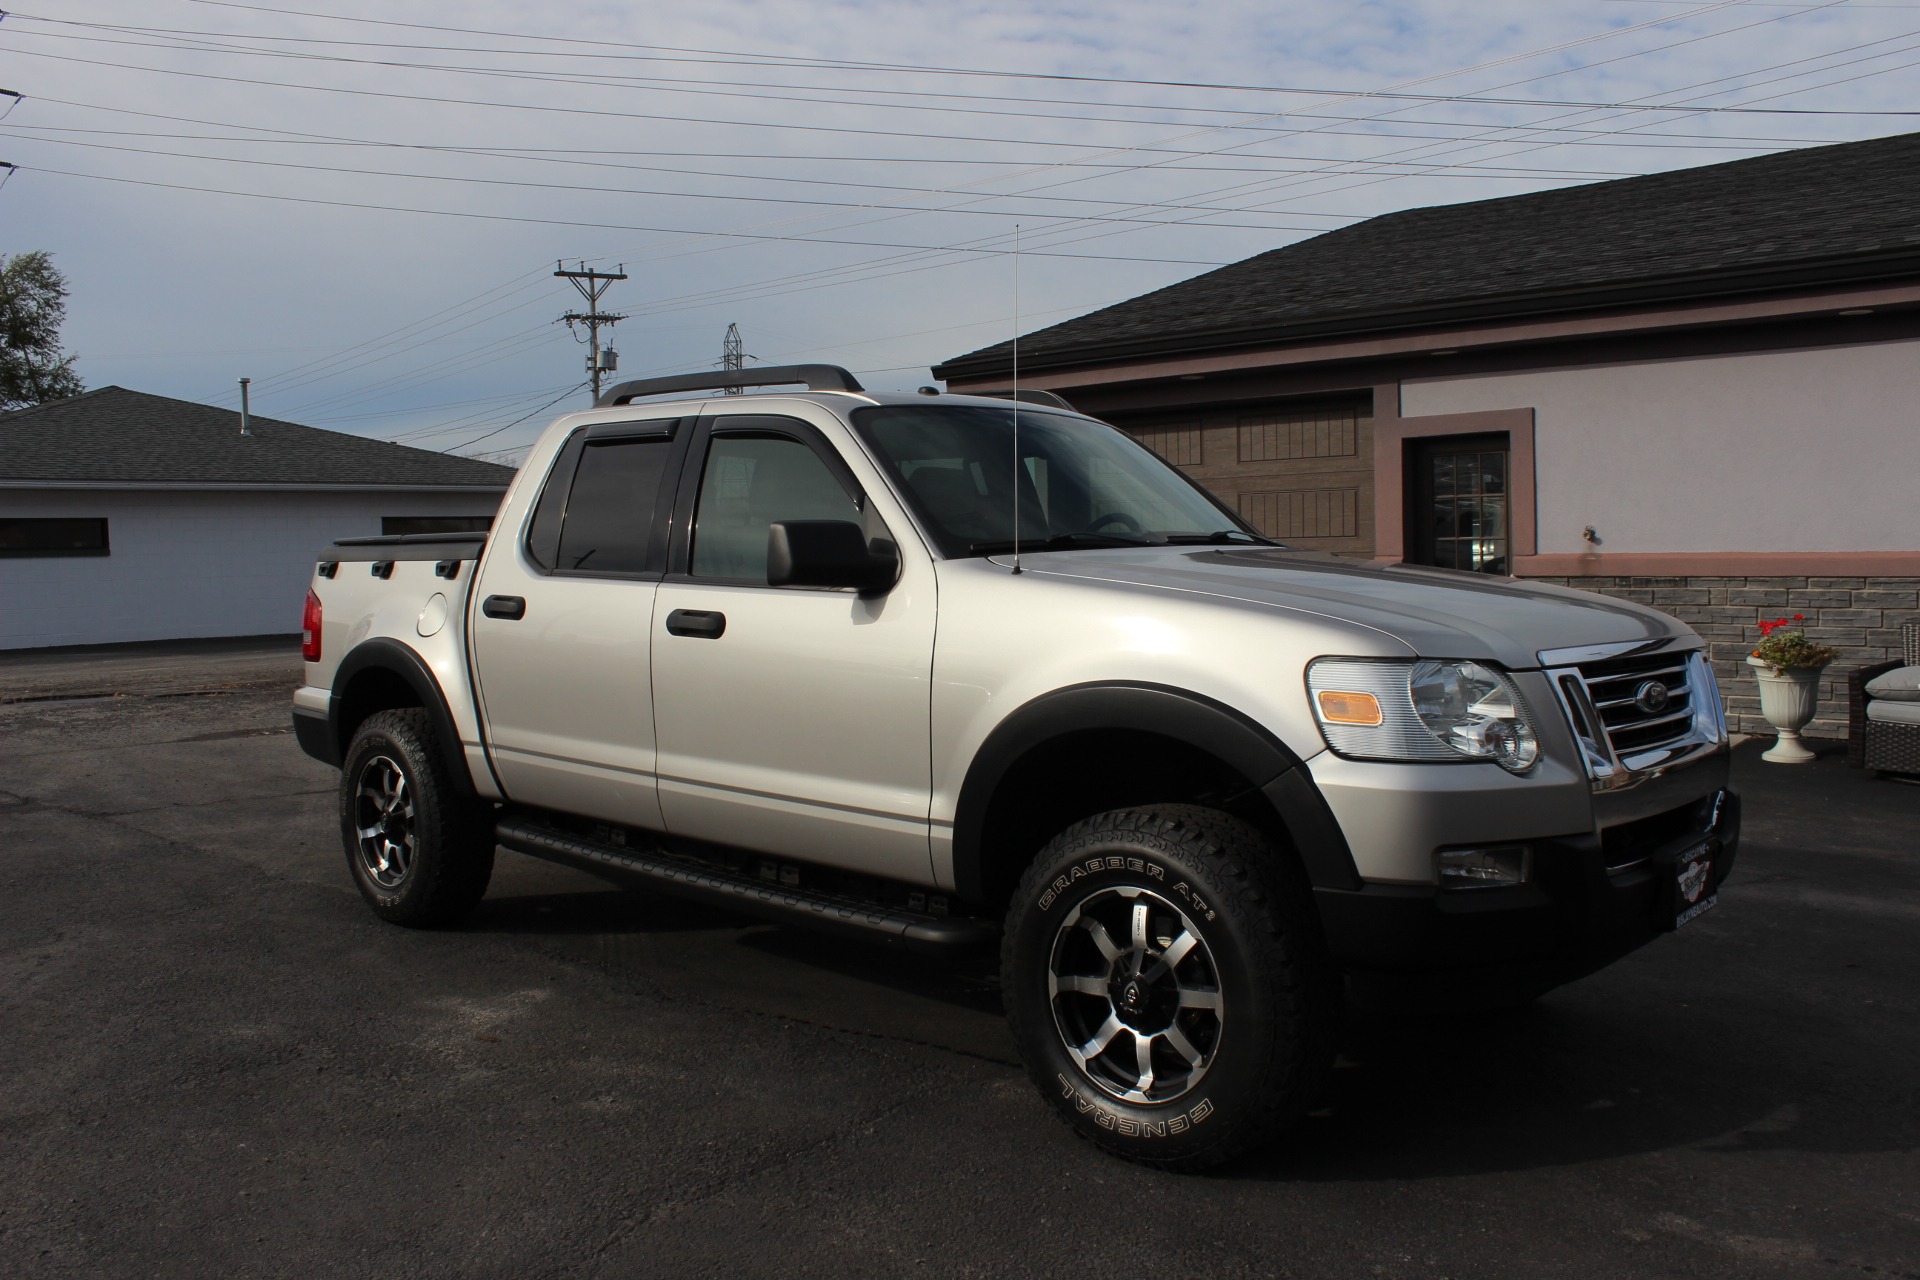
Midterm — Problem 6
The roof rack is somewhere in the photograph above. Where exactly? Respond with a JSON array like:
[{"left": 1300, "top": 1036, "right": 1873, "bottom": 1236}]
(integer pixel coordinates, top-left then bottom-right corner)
[
  {"left": 595, "top": 364, "right": 865, "bottom": 407},
  {"left": 968, "top": 388, "right": 1076, "bottom": 411}
]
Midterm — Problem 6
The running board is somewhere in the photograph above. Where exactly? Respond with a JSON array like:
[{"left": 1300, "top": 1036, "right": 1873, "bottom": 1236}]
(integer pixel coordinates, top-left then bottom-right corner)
[{"left": 494, "top": 816, "right": 996, "bottom": 955}]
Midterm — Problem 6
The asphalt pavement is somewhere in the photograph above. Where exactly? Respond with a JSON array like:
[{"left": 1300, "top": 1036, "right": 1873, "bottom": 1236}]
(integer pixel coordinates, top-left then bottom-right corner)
[{"left": 1, "top": 641, "right": 1915, "bottom": 1278}]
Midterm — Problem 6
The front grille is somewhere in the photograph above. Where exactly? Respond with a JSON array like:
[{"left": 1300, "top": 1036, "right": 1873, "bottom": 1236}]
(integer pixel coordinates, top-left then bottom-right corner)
[
  {"left": 1569, "top": 651, "right": 1697, "bottom": 759},
  {"left": 1599, "top": 793, "right": 1716, "bottom": 873}
]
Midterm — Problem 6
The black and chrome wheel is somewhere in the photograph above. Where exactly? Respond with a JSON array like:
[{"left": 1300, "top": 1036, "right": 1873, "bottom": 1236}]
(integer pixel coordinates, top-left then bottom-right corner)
[
  {"left": 352, "top": 753, "right": 416, "bottom": 890},
  {"left": 1048, "top": 885, "right": 1223, "bottom": 1105},
  {"left": 339, "top": 708, "right": 494, "bottom": 927},
  {"left": 1004, "top": 805, "right": 1338, "bottom": 1171}
]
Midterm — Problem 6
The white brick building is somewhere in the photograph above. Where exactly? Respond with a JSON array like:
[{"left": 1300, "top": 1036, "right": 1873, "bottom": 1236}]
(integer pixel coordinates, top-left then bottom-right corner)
[{"left": 0, "top": 387, "right": 514, "bottom": 650}]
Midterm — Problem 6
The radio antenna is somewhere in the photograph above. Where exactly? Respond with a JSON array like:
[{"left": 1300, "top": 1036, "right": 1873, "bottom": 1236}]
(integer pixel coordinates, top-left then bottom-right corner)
[{"left": 1010, "top": 224, "right": 1023, "bottom": 576}]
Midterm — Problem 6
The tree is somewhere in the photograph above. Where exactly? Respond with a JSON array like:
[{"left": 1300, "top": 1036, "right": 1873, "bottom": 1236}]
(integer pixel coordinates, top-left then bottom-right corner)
[{"left": 1, "top": 251, "right": 84, "bottom": 410}]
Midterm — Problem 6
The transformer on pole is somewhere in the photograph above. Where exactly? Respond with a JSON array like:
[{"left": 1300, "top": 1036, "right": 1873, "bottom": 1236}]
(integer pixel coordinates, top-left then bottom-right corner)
[{"left": 555, "top": 261, "right": 628, "bottom": 401}]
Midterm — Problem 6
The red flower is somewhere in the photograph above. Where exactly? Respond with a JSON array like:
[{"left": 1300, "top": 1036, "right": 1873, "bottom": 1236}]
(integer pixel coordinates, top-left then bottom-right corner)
[{"left": 1793, "top": 613, "right": 1804, "bottom": 621}]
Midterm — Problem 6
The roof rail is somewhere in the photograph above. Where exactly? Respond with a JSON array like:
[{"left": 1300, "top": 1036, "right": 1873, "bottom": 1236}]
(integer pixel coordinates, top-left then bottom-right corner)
[
  {"left": 595, "top": 364, "right": 865, "bottom": 407},
  {"left": 969, "top": 388, "right": 1076, "bottom": 411}
]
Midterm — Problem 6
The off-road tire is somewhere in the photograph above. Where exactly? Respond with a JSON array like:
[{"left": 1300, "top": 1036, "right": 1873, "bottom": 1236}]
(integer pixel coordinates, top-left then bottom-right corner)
[
  {"left": 1003, "top": 805, "right": 1339, "bottom": 1171},
  {"left": 339, "top": 708, "right": 494, "bottom": 927}
]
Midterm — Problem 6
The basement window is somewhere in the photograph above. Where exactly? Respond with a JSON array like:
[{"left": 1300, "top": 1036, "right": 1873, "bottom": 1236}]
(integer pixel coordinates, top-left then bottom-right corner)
[
  {"left": 0, "top": 517, "right": 110, "bottom": 557},
  {"left": 381, "top": 515, "right": 495, "bottom": 536}
]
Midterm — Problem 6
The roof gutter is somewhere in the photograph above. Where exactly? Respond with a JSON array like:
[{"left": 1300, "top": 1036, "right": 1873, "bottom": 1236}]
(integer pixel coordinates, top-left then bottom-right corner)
[{"left": 932, "top": 246, "right": 1920, "bottom": 381}]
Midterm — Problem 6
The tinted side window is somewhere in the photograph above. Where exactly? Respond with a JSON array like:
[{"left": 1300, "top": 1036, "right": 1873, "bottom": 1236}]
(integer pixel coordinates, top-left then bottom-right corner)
[
  {"left": 690, "top": 435, "right": 856, "bottom": 582},
  {"left": 525, "top": 431, "right": 587, "bottom": 571},
  {"left": 553, "top": 438, "right": 674, "bottom": 574}
]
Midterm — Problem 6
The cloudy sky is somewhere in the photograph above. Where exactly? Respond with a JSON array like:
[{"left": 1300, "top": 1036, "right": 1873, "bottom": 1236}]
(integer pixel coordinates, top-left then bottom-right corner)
[{"left": 3, "top": 0, "right": 1916, "bottom": 460}]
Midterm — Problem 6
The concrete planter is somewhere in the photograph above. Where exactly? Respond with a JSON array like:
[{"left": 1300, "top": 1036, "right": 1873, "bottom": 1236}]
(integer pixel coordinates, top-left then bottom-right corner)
[{"left": 1747, "top": 656, "right": 1828, "bottom": 763}]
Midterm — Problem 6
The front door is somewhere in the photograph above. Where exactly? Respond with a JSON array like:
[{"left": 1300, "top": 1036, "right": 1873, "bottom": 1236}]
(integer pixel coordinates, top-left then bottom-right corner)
[
  {"left": 650, "top": 414, "right": 936, "bottom": 881},
  {"left": 1406, "top": 432, "right": 1510, "bottom": 574},
  {"left": 469, "top": 417, "right": 684, "bottom": 831}
]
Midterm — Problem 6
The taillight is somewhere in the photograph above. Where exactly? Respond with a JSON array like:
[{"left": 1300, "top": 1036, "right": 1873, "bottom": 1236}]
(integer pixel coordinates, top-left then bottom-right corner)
[{"left": 301, "top": 588, "right": 323, "bottom": 661}]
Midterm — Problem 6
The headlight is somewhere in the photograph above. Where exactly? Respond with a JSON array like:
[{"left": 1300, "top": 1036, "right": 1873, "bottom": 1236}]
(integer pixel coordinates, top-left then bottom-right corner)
[{"left": 1307, "top": 658, "right": 1541, "bottom": 773}]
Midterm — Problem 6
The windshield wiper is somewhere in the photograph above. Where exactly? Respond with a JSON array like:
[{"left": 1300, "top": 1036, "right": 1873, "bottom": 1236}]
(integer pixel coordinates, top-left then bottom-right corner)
[
  {"left": 967, "top": 532, "right": 1160, "bottom": 556},
  {"left": 1162, "top": 529, "right": 1280, "bottom": 546}
]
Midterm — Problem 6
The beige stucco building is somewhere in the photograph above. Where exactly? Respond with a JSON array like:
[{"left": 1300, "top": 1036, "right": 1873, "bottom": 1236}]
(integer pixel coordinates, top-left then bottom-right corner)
[{"left": 935, "top": 131, "right": 1920, "bottom": 739}]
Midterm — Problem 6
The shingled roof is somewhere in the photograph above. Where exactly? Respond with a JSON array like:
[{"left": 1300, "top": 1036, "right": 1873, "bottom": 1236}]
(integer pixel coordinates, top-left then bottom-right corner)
[
  {"left": 0, "top": 386, "right": 517, "bottom": 487},
  {"left": 935, "top": 129, "right": 1920, "bottom": 380}
]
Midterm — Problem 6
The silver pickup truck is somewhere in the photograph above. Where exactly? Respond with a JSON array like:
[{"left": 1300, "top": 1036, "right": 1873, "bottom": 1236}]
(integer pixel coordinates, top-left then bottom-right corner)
[{"left": 293, "top": 364, "right": 1738, "bottom": 1170}]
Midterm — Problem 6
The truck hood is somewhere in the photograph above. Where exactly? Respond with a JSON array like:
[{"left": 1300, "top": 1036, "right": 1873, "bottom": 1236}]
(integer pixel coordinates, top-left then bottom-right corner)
[{"left": 1013, "top": 547, "right": 1693, "bottom": 669}]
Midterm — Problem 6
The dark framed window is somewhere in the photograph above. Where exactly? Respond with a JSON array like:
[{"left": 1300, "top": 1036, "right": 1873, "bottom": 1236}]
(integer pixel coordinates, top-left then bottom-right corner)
[
  {"left": 553, "top": 438, "right": 677, "bottom": 575},
  {"left": 381, "top": 515, "right": 494, "bottom": 536},
  {"left": 0, "top": 517, "right": 110, "bottom": 558},
  {"left": 688, "top": 431, "right": 859, "bottom": 583},
  {"left": 523, "top": 419, "right": 682, "bottom": 577},
  {"left": 1406, "top": 433, "right": 1509, "bottom": 574}
]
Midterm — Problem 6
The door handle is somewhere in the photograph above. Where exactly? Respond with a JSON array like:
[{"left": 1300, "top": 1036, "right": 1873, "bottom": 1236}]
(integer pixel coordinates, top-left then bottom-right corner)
[
  {"left": 665, "top": 608, "right": 726, "bottom": 639},
  {"left": 482, "top": 595, "right": 526, "bottom": 620}
]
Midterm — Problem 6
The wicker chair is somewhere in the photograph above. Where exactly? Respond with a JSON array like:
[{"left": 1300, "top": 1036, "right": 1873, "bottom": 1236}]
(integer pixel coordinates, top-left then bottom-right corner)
[{"left": 1849, "top": 622, "right": 1920, "bottom": 775}]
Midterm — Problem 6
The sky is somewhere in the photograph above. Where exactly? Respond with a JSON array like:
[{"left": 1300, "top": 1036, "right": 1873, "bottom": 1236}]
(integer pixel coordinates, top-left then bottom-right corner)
[{"left": 2, "top": 0, "right": 1917, "bottom": 463}]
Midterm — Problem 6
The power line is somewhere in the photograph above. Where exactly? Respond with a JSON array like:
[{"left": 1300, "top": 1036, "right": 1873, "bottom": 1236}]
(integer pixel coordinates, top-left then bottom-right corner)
[
  {"left": 284, "top": 325, "right": 560, "bottom": 417},
  {"left": 11, "top": 164, "right": 1240, "bottom": 266},
  {"left": 0, "top": 130, "right": 1366, "bottom": 232},
  {"left": 380, "top": 381, "right": 586, "bottom": 441},
  {"left": 235, "top": 273, "right": 549, "bottom": 401},
  {"left": 4, "top": 23, "right": 1913, "bottom": 187},
  {"left": 440, "top": 382, "right": 589, "bottom": 453},
  {"left": 83, "top": 0, "right": 1920, "bottom": 116},
  {"left": 17, "top": 15, "right": 1920, "bottom": 125},
  {"left": 921, "top": 0, "right": 1886, "bottom": 265},
  {"left": 560, "top": 0, "right": 1804, "bottom": 312},
  {"left": 23, "top": 89, "right": 1858, "bottom": 159},
  {"left": 1198, "top": 2, "right": 1916, "bottom": 231},
  {"left": 307, "top": 383, "right": 578, "bottom": 424}
]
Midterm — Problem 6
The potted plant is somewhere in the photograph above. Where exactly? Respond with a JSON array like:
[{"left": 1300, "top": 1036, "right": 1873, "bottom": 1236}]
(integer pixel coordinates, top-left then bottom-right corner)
[{"left": 1746, "top": 614, "right": 1837, "bottom": 763}]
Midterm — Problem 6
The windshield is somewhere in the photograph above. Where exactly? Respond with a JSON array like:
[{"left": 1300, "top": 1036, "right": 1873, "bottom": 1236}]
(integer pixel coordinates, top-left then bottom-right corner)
[{"left": 851, "top": 404, "right": 1269, "bottom": 558}]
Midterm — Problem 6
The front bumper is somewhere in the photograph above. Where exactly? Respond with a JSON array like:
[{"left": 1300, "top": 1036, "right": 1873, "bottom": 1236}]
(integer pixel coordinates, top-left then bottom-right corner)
[{"left": 1309, "top": 757, "right": 1739, "bottom": 1003}]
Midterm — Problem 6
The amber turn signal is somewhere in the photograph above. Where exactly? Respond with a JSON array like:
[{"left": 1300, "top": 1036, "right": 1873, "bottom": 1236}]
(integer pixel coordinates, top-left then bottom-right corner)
[{"left": 1316, "top": 690, "right": 1383, "bottom": 726}]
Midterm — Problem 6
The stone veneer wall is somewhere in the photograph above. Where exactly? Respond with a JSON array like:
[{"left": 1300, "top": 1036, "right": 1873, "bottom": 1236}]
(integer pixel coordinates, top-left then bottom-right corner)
[{"left": 1521, "top": 576, "right": 1920, "bottom": 741}]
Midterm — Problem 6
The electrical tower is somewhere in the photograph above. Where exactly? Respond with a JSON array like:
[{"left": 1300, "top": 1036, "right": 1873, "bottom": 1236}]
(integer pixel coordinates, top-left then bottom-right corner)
[
  {"left": 721, "top": 322, "right": 747, "bottom": 394},
  {"left": 555, "top": 261, "right": 628, "bottom": 401}
]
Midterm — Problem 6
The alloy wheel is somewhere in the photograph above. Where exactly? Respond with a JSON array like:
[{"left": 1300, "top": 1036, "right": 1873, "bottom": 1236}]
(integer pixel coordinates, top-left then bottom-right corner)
[
  {"left": 1047, "top": 885, "right": 1224, "bottom": 1104},
  {"left": 353, "top": 754, "right": 415, "bottom": 889}
]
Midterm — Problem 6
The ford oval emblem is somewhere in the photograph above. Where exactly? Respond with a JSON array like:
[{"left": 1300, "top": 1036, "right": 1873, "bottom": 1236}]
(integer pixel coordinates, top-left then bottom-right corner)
[{"left": 1634, "top": 680, "right": 1671, "bottom": 714}]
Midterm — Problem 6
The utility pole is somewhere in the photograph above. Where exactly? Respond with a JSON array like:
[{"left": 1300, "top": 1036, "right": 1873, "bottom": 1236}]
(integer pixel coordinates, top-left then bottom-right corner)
[
  {"left": 721, "top": 322, "right": 746, "bottom": 394},
  {"left": 555, "top": 261, "right": 627, "bottom": 401}
]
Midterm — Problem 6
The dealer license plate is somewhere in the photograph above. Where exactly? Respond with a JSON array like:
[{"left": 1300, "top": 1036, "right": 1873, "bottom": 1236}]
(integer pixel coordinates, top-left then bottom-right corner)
[{"left": 1672, "top": 842, "right": 1717, "bottom": 929}]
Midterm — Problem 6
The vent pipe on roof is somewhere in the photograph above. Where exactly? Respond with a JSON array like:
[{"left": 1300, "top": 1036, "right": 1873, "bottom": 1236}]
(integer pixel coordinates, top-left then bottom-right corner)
[{"left": 238, "top": 377, "right": 251, "bottom": 437}]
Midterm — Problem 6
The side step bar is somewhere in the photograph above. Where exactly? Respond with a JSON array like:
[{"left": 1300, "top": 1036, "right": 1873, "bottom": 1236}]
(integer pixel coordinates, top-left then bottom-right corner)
[{"left": 495, "top": 816, "right": 997, "bottom": 956}]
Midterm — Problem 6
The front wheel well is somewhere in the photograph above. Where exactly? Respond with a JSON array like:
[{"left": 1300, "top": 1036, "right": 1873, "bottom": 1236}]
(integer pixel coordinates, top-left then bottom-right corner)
[{"left": 970, "top": 730, "right": 1295, "bottom": 911}]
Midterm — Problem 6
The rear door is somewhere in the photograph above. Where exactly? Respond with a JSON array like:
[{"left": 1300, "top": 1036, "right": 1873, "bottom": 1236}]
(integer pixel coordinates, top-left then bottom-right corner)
[
  {"left": 468, "top": 417, "right": 685, "bottom": 831},
  {"left": 649, "top": 412, "right": 937, "bottom": 881}
]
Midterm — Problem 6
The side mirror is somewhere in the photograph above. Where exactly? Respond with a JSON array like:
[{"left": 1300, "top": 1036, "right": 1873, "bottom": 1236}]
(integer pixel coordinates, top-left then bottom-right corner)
[{"left": 767, "top": 520, "right": 898, "bottom": 594}]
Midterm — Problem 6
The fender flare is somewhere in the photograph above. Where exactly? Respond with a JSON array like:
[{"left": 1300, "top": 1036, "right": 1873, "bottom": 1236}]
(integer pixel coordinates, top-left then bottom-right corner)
[
  {"left": 949, "top": 681, "right": 1360, "bottom": 901},
  {"left": 328, "top": 638, "right": 473, "bottom": 792}
]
